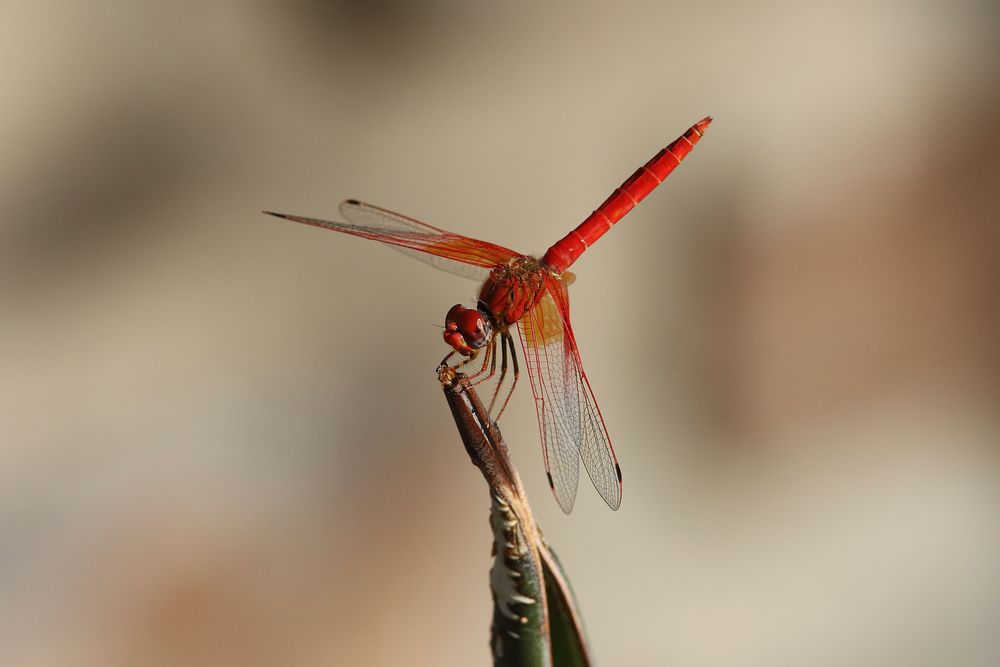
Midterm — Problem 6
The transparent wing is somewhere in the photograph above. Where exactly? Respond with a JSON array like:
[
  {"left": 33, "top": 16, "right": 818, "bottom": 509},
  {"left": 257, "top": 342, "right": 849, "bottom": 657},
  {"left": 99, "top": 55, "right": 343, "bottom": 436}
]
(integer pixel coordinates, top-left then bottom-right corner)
[
  {"left": 265, "top": 199, "right": 521, "bottom": 281},
  {"left": 516, "top": 275, "right": 622, "bottom": 513}
]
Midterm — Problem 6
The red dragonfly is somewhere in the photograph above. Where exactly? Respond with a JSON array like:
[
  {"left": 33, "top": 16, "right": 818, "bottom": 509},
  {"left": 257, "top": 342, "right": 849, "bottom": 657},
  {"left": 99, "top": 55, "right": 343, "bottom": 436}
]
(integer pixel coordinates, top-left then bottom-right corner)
[{"left": 268, "top": 117, "right": 711, "bottom": 513}]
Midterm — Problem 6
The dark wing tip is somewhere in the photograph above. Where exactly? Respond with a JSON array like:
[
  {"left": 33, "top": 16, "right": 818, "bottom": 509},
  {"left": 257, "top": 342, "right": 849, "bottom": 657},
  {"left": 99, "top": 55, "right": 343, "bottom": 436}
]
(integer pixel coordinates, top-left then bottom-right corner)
[
  {"left": 263, "top": 210, "right": 290, "bottom": 219},
  {"left": 343, "top": 199, "right": 361, "bottom": 206},
  {"left": 608, "top": 464, "right": 624, "bottom": 510}
]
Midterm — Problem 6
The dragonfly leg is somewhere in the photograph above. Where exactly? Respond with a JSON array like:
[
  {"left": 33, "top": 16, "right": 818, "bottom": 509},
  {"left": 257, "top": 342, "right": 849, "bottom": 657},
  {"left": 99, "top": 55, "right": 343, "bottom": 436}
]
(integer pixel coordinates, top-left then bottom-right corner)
[
  {"left": 487, "top": 331, "right": 509, "bottom": 414},
  {"left": 466, "top": 334, "right": 497, "bottom": 384},
  {"left": 438, "top": 350, "right": 459, "bottom": 372},
  {"left": 493, "top": 330, "right": 520, "bottom": 421},
  {"left": 446, "top": 341, "right": 484, "bottom": 375}
]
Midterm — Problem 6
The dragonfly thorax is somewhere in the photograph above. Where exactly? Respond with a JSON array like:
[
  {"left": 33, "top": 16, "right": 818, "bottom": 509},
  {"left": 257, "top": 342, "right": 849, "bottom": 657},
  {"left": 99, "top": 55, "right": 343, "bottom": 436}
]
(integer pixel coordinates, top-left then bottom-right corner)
[
  {"left": 478, "top": 256, "right": 551, "bottom": 328},
  {"left": 443, "top": 304, "right": 492, "bottom": 356}
]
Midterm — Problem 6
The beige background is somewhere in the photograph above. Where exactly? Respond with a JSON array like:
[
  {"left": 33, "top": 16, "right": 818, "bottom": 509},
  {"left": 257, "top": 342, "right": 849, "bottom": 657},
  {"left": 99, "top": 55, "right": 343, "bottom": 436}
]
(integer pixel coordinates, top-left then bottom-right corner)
[{"left": 2, "top": 1, "right": 998, "bottom": 665}]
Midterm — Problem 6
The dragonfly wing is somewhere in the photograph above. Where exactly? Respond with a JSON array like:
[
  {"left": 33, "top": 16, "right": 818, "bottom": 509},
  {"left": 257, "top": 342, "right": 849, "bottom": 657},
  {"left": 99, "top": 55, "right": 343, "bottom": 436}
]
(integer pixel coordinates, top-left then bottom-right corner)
[
  {"left": 517, "top": 276, "right": 622, "bottom": 513},
  {"left": 265, "top": 199, "right": 521, "bottom": 281}
]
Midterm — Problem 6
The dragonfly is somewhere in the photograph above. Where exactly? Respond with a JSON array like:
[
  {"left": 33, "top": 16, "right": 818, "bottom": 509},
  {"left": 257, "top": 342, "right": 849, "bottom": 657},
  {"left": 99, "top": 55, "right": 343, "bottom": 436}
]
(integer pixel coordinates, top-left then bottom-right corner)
[{"left": 267, "top": 117, "right": 711, "bottom": 513}]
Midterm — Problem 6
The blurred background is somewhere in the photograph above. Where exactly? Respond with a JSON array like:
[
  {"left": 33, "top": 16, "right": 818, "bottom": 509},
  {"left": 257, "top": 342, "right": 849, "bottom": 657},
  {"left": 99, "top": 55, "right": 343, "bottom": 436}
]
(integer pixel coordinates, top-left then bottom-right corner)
[{"left": 2, "top": 1, "right": 998, "bottom": 665}]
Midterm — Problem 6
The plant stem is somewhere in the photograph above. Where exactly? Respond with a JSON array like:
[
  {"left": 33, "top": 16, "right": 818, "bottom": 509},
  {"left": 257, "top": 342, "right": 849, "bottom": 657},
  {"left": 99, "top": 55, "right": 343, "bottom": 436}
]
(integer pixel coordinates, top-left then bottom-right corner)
[{"left": 439, "top": 367, "right": 593, "bottom": 667}]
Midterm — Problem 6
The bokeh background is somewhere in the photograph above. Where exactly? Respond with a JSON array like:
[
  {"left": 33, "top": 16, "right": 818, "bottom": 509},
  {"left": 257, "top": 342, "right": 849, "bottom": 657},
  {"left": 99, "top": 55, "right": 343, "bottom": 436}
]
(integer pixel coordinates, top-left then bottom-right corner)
[{"left": 2, "top": 1, "right": 998, "bottom": 665}]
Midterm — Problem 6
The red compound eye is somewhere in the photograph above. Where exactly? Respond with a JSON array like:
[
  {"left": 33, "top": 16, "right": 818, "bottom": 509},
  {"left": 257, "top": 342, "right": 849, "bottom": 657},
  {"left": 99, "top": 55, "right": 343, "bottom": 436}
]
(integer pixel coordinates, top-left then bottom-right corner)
[
  {"left": 445, "top": 304, "right": 465, "bottom": 328},
  {"left": 443, "top": 304, "right": 491, "bottom": 355},
  {"left": 456, "top": 309, "right": 487, "bottom": 345}
]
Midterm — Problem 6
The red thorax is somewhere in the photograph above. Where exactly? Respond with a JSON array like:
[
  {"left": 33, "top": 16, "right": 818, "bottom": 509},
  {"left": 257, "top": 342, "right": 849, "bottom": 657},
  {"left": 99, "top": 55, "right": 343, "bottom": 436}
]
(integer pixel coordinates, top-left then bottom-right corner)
[{"left": 442, "top": 256, "right": 551, "bottom": 356}]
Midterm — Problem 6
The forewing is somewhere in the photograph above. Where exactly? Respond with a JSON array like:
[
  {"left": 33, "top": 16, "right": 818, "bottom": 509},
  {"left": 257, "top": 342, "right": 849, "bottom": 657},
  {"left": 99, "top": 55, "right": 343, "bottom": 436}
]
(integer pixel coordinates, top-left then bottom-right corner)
[
  {"left": 517, "top": 276, "right": 622, "bottom": 513},
  {"left": 265, "top": 199, "right": 520, "bottom": 281}
]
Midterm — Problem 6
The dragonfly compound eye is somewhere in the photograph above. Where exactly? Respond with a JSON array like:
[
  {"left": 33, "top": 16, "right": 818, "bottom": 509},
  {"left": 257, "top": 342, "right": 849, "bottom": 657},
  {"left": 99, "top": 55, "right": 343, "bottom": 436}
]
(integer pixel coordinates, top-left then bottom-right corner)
[
  {"left": 443, "top": 304, "right": 491, "bottom": 355},
  {"left": 457, "top": 308, "right": 489, "bottom": 346}
]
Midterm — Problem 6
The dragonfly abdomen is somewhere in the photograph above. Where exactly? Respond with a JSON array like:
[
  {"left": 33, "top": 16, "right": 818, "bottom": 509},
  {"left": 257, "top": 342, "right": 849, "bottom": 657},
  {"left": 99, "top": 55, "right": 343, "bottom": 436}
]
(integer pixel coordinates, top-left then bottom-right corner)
[{"left": 542, "top": 116, "right": 712, "bottom": 274}]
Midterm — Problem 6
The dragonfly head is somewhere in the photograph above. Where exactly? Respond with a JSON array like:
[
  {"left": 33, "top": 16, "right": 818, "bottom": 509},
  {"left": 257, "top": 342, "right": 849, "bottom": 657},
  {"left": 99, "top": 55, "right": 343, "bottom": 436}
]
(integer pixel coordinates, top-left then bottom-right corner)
[{"left": 443, "top": 304, "right": 492, "bottom": 356}]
